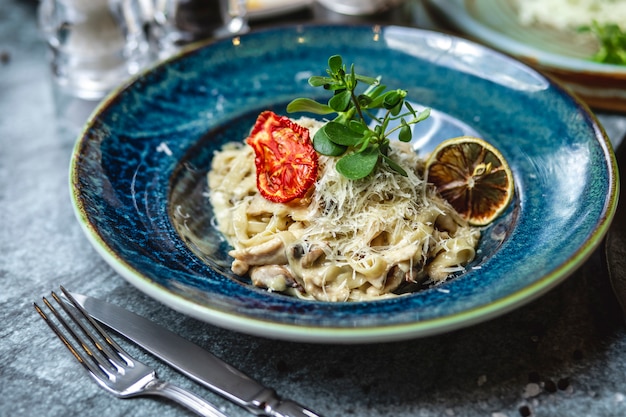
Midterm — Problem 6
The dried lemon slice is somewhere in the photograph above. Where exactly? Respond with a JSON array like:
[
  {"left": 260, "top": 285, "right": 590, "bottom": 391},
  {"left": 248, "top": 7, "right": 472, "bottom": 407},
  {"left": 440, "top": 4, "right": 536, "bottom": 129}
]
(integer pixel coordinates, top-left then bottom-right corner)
[{"left": 425, "top": 136, "right": 514, "bottom": 226}]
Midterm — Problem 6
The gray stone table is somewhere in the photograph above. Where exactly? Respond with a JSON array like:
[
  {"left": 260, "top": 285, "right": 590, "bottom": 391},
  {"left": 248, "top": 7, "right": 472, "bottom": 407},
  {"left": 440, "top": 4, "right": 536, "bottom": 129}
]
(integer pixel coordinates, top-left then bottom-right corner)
[{"left": 3, "top": 1, "right": 626, "bottom": 416}]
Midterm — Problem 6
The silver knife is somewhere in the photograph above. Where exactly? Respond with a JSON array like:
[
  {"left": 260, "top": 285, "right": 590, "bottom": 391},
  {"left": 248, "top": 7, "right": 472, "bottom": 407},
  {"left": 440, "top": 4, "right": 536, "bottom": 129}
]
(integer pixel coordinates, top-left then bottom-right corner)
[{"left": 69, "top": 292, "right": 322, "bottom": 417}]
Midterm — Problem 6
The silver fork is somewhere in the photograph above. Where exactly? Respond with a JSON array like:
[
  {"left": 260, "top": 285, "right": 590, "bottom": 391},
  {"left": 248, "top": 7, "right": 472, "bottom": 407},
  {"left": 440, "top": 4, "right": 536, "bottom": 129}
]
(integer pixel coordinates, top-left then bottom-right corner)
[{"left": 34, "top": 287, "right": 229, "bottom": 417}]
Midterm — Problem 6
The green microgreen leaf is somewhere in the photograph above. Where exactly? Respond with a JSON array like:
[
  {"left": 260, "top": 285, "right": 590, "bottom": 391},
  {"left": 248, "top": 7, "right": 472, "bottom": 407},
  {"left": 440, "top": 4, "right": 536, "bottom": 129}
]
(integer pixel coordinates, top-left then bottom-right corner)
[
  {"left": 405, "top": 100, "right": 417, "bottom": 117},
  {"left": 308, "top": 76, "right": 334, "bottom": 87},
  {"left": 345, "top": 64, "right": 357, "bottom": 90},
  {"left": 357, "top": 94, "right": 373, "bottom": 108},
  {"left": 320, "top": 122, "right": 363, "bottom": 146},
  {"left": 313, "top": 129, "right": 347, "bottom": 156},
  {"left": 328, "top": 90, "right": 351, "bottom": 112},
  {"left": 363, "top": 77, "right": 383, "bottom": 92},
  {"left": 327, "top": 83, "right": 347, "bottom": 91},
  {"left": 333, "top": 107, "right": 356, "bottom": 125},
  {"left": 390, "top": 101, "right": 403, "bottom": 116},
  {"left": 413, "top": 107, "right": 431, "bottom": 123},
  {"left": 336, "top": 148, "right": 379, "bottom": 180},
  {"left": 349, "top": 120, "right": 367, "bottom": 134},
  {"left": 355, "top": 74, "right": 380, "bottom": 85},
  {"left": 383, "top": 90, "right": 403, "bottom": 109},
  {"left": 398, "top": 119, "right": 412, "bottom": 142},
  {"left": 357, "top": 135, "right": 372, "bottom": 153},
  {"left": 328, "top": 55, "right": 343, "bottom": 73},
  {"left": 381, "top": 154, "right": 408, "bottom": 177},
  {"left": 362, "top": 86, "right": 387, "bottom": 104},
  {"left": 286, "top": 98, "right": 333, "bottom": 114},
  {"left": 368, "top": 90, "right": 403, "bottom": 109}
]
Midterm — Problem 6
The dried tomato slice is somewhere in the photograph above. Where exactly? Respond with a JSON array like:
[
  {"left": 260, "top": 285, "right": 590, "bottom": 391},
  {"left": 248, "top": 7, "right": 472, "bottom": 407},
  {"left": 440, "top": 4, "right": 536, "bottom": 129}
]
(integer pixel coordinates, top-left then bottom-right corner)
[{"left": 246, "top": 111, "right": 318, "bottom": 203}]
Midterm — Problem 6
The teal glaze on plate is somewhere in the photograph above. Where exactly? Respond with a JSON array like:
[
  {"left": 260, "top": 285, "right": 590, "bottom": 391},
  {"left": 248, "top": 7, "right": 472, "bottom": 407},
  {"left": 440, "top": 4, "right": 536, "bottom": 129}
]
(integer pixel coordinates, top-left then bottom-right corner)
[{"left": 70, "top": 25, "right": 618, "bottom": 343}]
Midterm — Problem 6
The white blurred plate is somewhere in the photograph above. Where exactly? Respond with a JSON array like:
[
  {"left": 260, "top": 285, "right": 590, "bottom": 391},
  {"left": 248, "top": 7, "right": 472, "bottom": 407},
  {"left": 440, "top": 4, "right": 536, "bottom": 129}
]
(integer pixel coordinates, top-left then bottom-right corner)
[{"left": 426, "top": 0, "right": 626, "bottom": 111}]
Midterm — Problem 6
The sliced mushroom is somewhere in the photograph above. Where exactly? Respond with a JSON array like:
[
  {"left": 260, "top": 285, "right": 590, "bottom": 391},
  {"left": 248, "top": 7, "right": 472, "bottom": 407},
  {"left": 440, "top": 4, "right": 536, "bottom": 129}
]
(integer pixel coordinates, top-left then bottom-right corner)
[
  {"left": 289, "top": 244, "right": 326, "bottom": 268},
  {"left": 382, "top": 265, "right": 406, "bottom": 293},
  {"left": 435, "top": 213, "right": 458, "bottom": 235},
  {"left": 392, "top": 266, "right": 428, "bottom": 295},
  {"left": 249, "top": 265, "right": 297, "bottom": 292}
]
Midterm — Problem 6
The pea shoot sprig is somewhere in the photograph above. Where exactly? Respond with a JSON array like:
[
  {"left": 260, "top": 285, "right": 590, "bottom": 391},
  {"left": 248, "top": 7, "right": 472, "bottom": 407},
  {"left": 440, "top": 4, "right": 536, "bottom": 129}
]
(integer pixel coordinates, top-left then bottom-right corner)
[
  {"left": 578, "top": 21, "right": 626, "bottom": 65},
  {"left": 286, "top": 55, "right": 430, "bottom": 180}
]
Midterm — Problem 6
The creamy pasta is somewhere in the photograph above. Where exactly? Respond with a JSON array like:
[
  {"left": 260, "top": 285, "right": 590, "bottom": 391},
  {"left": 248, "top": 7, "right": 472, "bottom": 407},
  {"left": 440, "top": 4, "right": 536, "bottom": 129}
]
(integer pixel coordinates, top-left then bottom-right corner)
[{"left": 207, "top": 118, "right": 480, "bottom": 301}]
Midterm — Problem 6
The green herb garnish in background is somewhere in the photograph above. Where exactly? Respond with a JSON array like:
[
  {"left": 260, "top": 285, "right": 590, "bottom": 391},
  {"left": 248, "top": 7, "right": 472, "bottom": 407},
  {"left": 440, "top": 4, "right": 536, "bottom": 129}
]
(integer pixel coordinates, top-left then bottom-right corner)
[
  {"left": 286, "top": 55, "right": 430, "bottom": 180},
  {"left": 578, "top": 20, "right": 626, "bottom": 65}
]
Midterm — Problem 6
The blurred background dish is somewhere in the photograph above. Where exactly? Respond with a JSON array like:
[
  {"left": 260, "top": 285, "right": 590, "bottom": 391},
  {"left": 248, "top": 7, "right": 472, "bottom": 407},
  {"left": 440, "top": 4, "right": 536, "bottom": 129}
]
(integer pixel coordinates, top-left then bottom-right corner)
[{"left": 426, "top": 0, "right": 626, "bottom": 112}]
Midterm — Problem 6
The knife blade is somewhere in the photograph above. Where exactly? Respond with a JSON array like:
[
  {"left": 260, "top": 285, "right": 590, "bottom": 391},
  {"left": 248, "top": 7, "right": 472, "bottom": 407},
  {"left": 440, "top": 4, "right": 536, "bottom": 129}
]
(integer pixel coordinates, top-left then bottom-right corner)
[{"left": 69, "top": 292, "right": 322, "bottom": 417}]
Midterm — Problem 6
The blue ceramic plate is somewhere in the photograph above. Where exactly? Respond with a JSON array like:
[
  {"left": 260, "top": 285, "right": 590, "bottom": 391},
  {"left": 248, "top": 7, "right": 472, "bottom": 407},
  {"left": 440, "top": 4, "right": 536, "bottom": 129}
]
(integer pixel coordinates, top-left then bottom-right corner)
[{"left": 70, "top": 25, "right": 618, "bottom": 343}]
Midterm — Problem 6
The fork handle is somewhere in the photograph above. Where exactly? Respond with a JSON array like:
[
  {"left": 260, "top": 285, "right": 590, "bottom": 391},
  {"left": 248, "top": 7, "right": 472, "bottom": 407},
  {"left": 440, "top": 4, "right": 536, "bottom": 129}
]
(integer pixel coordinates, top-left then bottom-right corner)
[{"left": 147, "top": 380, "right": 229, "bottom": 417}]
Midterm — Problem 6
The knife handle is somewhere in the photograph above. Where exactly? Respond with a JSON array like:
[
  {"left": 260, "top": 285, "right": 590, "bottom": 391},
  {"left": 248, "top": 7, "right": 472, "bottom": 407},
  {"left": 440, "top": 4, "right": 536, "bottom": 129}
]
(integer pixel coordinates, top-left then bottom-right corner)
[{"left": 249, "top": 388, "right": 322, "bottom": 417}]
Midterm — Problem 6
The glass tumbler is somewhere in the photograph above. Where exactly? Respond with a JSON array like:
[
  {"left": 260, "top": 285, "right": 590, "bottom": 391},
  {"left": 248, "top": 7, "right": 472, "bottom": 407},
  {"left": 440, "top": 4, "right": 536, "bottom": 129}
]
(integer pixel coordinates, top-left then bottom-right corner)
[
  {"left": 152, "top": 0, "right": 249, "bottom": 59},
  {"left": 38, "top": 0, "right": 154, "bottom": 99}
]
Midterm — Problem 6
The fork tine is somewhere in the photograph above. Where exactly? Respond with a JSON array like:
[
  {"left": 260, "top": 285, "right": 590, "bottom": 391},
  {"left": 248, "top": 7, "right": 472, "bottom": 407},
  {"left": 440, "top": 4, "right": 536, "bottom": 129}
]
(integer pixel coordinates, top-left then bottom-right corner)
[
  {"left": 34, "top": 296, "right": 109, "bottom": 383},
  {"left": 59, "top": 287, "right": 128, "bottom": 357},
  {"left": 56, "top": 287, "right": 131, "bottom": 370},
  {"left": 34, "top": 300, "right": 85, "bottom": 364},
  {"left": 47, "top": 291, "right": 115, "bottom": 373}
]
